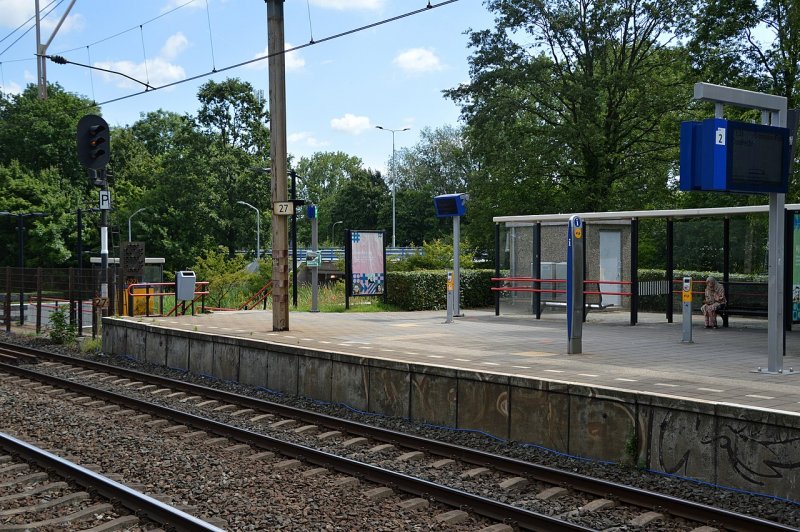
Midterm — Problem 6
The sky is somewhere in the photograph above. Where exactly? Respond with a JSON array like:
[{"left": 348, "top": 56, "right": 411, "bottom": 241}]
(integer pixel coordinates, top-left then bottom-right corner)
[{"left": 0, "top": 0, "right": 494, "bottom": 174}]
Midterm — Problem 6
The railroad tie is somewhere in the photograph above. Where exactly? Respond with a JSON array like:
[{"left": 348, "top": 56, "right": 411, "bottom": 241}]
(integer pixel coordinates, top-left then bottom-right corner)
[
  {"left": 162, "top": 425, "right": 189, "bottom": 434},
  {"left": 0, "top": 481, "right": 68, "bottom": 503},
  {"left": 179, "top": 395, "right": 204, "bottom": 403},
  {"left": 301, "top": 467, "right": 329, "bottom": 478},
  {"left": 0, "top": 502, "right": 114, "bottom": 531},
  {"left": 270, "top": 419, "right": 298, "bottom": 429},
  {"left": 0, "top": 472, "right": 47, "bottom": 488},
  {"left": 560, "top": 498, "right": 616, "bottom": 518},
  {"left": 332, "top": 476, "right": 359, "bottom": 488},
  {"left": 497, "top": 476, "right": 528, "bottom": 491},
  {"left": 367, "top": 443, "right": 395, "bottom": 454},
  {"left": 460, "top": 467, "right": 490, "bottom": 479},
  {"left": 202, "top": 437, "right": 229, "bottom": 447},
  {"left": 434, "top": 510, "right": 469, "bottom": 525},
  {"left": 396, "top": 451, "right": 424, "bottom": 462},
  {"left": 629, "top": 511, "right": 664, "bottom": 527},
  {"left": 222, "top": 444, "right": 251, "bottom": 453},
  {"left": 0, "top": 491, "right": 90, "bottom": 517},
  {"left": 363, "top": 486, "right": 394, "bottom": 501},
  {"left": 428, "top": 458, "right": 455, "bottom": 469},
  {"left": 478, "top": 525, "right": 514, "bottom": 532},
  {"left": 249, "top": 413, "right": 274, "bottom": 422},
  {"left": 341, "top": 437, "right": 369, "bottom": 449},
  {"left": 247, "top": 451, "right": 275, "bottom": 461},
  {"left": 293, "top": 424, "right": 319, "bottom": 434},
  {"left": 274, "top": 459, "right": 302, "bottom": 471},
  {"left": 535, "top": 486, "right": 567, "bottom": 500},
  {"left": 81, "top": 514, "right": 140, "bottom": 532},
  {"left": 317, "top": 430, "right": 342, "bottom": 440},
  {"left": 397, "top": 498, "right": 429, "bottom": 511}
]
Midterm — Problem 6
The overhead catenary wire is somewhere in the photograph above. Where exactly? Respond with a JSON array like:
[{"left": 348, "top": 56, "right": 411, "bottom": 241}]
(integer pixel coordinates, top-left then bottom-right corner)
[
  {"left": 305, "top": 0, "right": 315, "bottom": 43},
  {"left": 0, "top": 0, "right": 64, "bottom": 58},
  {"left": 0, "top": 0, "right": 60, "bottom": 45},
  {"left": 82, "top": 0, "right": 461, "bottom": 109},
  {"left": 53, "top": 0, "right": 200, "bottom": 55},
  {"left": 204, "top": 0, "right": 216, "bottom": 71},
  {"left": 139, "top": 25, "right": 150, "bottom": 86}
]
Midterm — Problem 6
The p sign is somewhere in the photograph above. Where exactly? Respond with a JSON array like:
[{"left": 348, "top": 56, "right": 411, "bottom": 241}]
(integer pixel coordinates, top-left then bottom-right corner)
[{"left": 99, "top": 190, "right": 112, "bottom": 210}]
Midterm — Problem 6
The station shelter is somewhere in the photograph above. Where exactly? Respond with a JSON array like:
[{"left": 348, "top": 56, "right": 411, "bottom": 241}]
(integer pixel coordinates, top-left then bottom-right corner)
[{"left": 492, "top": 204, "right": 800, "bottom": 329}]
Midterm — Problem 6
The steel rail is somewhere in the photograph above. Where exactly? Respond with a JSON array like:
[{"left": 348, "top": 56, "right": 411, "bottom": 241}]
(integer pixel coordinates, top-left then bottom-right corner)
[
  {"left": 0, "top": 431, "right": 224, "bottom": 532},
  {"left": 0, "top": 361, "right": 592, "bottom": 532},
  {"left": 2, "top": 342, "right": 797, "bottom": 532}
]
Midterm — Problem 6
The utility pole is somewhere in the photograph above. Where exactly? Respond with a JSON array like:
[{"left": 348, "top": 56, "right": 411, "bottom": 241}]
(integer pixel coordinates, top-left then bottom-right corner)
[
  {"left": 267, "top": 0, "right": 289, "bottom": 330},
  {"left": 34, "top": 0, "right": 77, "bottom": 99}
]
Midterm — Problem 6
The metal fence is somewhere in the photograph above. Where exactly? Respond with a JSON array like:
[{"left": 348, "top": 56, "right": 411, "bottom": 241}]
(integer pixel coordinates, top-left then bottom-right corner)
[{"left": 0, "top": 266, "right": 111, "bottom": 336}]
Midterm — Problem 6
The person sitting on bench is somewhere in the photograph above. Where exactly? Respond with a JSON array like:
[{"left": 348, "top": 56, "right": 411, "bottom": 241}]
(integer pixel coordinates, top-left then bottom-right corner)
[{"left": 701, "top": 276, "right": 726, "bottom": 329}]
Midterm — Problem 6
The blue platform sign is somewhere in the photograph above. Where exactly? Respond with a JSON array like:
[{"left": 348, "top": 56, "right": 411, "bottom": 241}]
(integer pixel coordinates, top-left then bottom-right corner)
[{"left": 680, "top": 118, "right": 791, "bottom": 194}]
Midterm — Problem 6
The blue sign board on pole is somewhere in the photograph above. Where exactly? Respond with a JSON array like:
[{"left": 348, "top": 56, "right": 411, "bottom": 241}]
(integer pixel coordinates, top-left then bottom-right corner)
[{"left": 680, "top": 118, "right": 791, "bottom": 194}]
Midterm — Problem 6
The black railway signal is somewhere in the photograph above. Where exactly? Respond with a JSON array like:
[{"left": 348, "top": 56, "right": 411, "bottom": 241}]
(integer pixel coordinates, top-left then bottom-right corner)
[{"left": 76, "top": 114, "right": 110, "bottom": 170}]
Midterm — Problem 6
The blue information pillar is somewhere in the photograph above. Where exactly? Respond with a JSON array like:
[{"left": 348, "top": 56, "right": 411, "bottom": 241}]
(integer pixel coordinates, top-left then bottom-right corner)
[{"left": 567, "top": 215, "right": 584, "bottom": 354}]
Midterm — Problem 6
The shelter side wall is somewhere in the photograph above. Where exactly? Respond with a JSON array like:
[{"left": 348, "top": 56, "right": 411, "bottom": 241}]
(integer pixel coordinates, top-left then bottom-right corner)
[{"left": 102, "top": 317, "right": 800, "bottom": 501}]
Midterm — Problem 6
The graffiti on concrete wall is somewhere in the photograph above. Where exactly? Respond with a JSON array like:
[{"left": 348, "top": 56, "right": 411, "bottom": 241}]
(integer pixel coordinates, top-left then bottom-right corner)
[{"left": 657, "top": 411, "right": 800, "bottom": 488}]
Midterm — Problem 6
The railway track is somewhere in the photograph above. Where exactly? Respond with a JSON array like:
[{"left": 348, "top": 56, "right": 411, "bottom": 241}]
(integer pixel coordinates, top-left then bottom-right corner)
[
  {"left": 1, "top": 341, "right": 796, "bottom": 532},
  {"left": 0, "top": 432, "right": 223, "bottom": 531}
]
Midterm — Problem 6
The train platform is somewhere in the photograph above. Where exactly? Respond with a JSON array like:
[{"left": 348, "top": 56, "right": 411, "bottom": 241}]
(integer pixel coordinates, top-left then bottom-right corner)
[{"left": 130, "top": 307, "right": 800, "bottom": 415}]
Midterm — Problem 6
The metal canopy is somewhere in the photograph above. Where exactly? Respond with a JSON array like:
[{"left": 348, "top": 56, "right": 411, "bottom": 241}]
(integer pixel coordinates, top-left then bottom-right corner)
[{"left": 493, "top": 203, "right": 800, "bottom": 225}]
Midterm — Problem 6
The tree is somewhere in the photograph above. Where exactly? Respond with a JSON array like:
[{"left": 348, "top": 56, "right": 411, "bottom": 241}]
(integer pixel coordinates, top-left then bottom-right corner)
[
  {"left": 447, "top": 0, "right": 695, "bottom": 221},
  {"left": 327, "top": 168, "right": 390, "bottom": 236},
  {"left": 0, "top": 83, "right": 98, "bottom": 189},
  {"left": 690, "top": 0, "right": 799, "bottom": 109},
  {"left": 195, "top": 78, "right": 269, "bottom": 154},
  {"left": 392, "top": 126, "right": 478, "bottom": 246}
]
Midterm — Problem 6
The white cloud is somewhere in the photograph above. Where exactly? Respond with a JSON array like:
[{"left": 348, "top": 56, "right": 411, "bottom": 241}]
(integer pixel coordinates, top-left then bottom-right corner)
[
  {"left": 0, "top": 80, "right": 22, "bottom": 95},
  {"left": 161, "top": 32, "right": 189, "bottom": 60},
  {"left": 289, "top": 131, "right": 328, "bottom": 149},
  {"left": 330, "top": 113, "right": 371, "bottom": 135},
  {"left": 309, "top": 0, "right": 384, "bottom": 10},
  {"left": 23, "top": 70, "right": 36, "bottom": 82},
  {"left": 95, "top": 57, "right": 186, "bottom": 89},
  {"left": 95, "top": 33, "right": 188, "bottom": 89},
  {"left": 246, "top": 44, "right": 305, "bottom": 71},
  {"left": 393, "top": 48, "right": 443, "bottom": 73},
  {"left": 0, "top": 0, "right": 35, "bottom": 27},
  {"left": 0, "top": 1, "right": 83, "bottom": 32}
]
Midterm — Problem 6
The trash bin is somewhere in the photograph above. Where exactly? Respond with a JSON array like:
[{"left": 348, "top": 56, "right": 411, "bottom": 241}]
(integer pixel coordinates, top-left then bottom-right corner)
[{"left": 175, "top": 271, "right": 196, "bottom": 301}]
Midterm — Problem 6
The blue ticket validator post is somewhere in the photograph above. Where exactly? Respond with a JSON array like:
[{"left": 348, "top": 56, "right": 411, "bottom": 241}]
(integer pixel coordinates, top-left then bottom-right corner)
[{"left": 567, "top": 215, "right": 584, "bottom": 354}]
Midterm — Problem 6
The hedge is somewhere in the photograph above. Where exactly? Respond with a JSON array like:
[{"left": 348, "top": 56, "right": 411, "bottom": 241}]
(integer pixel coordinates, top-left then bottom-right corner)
[
  {"left": 387, "top": 269, "right": 496, "bottom": 311},
  {"left": 637, "top": 269, "right": 767, "bottom": 312}
]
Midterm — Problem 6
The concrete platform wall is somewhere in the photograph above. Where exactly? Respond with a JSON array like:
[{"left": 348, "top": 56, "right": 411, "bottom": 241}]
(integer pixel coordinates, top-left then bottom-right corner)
[{"left": 103, "top": 318, "right": 800, "bottom": 500}]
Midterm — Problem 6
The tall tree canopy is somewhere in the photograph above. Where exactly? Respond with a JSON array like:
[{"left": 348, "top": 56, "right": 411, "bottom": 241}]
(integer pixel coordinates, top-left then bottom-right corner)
[{"left": 448, "top": 0, "right": 694, "bottom": 218}]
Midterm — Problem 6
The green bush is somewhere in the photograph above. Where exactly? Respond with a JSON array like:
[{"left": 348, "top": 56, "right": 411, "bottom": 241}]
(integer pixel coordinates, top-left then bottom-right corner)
[
  {"left": 48, "top": 305, "right": 76, "bottom": 345},
  {"left": 390, "top": 240, "right": 475, "bottom": 271},
  {"left": 387, "top": 269, "right": 495, "bottom": 311}
]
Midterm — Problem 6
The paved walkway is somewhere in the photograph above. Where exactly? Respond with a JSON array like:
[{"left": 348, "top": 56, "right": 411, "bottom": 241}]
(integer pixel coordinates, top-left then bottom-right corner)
[{"left": 127, "top": 308, "right": 800, "bottom": 415}]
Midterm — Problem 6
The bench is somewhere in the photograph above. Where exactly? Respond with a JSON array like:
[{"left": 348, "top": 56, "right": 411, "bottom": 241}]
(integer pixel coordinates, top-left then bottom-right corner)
[{"left": 716, "top": 282, "right": 768, "bottom": 326}]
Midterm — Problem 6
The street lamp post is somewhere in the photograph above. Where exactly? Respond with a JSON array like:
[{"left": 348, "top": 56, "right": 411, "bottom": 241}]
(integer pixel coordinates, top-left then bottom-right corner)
[
  {"left": 236, "top": 201, "right": 261, "bottom": 261},
  {"left": 127, "top": 207, "right": 147, "bottom": 242},
  {"left": 331, "top": 220, "right": 343, "bottom": 247},
  {"left": 375, "top": 125, "right": 410, "bottom": 248}
]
